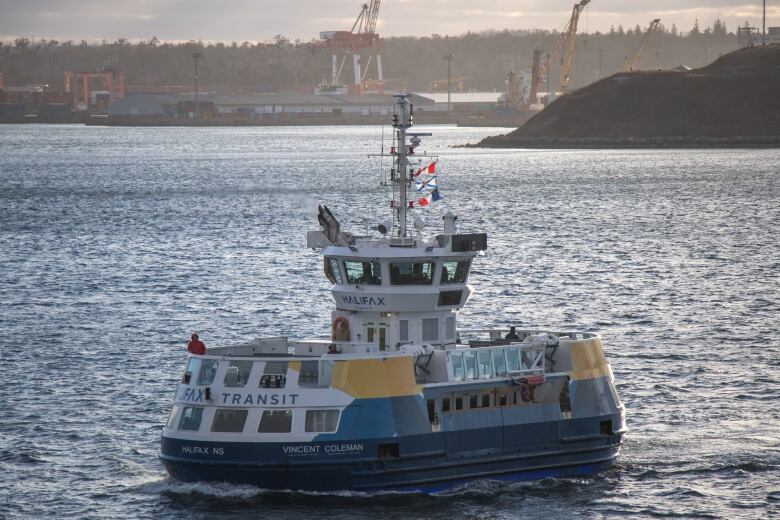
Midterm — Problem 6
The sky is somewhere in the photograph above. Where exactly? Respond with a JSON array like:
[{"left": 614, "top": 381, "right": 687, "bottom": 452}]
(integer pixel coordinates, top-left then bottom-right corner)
[{"left": 0, "top": 0, "right": 777, "bottom": 43}]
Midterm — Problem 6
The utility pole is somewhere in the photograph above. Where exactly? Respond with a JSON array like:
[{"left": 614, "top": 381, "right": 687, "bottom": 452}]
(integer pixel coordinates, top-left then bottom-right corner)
[
  {"left": 443, "top": 54, "right": 454, "bottom": 112},
  {"left": 763, "top": 0, "right": 767, "bottom": 45},
  {"left": 192, "top": 52, "right": 202, "bottom": 119}
]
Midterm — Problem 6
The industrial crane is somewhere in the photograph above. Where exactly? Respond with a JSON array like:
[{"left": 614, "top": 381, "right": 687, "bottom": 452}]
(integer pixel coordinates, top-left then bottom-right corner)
[
  {"left": 319, "top": 1, "right": 383, "bottom": 92},
  {"left": 625, "top": 18, "right": 661, "bottom": 71},
  {"left": 542, "top": 0, "right": 591, "bottom": 93}
]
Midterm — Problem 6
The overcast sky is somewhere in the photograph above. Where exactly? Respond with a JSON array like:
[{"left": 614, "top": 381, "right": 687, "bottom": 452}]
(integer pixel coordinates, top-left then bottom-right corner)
[{"left": 1, "top": 0, "right": 777, "bottom": 42}]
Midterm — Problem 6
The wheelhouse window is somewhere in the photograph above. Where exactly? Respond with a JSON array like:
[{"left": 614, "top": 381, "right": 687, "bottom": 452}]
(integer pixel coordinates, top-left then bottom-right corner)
[
  {"left": 178, "top": 406, "right": 204, "bottom": 431},
  {"left": 305, "top": 409, "right": 340, "bottom": 433},
  {"left": 343, "top": 260, "right": 382, "bottom": 285},
  {"left": 390, "top": 261, "right": 434, "bottom": 285},
  {"left": 197, "top": 359, "right": 218, "bottom": 386},
  {"left": 440, "top": 260, "right": 470, "bottom": 284},
  {"left": 324, "top": 257, "right": 343, "bottom": 284},
  {"left": 258, "top": 410, "right": 293, "bottom": 433},
  {"left": 224, "top": 360, "right": 253, "bottom": 387},
  {"left": 211, "top": 409, "right": 248, "bottom": 433}
]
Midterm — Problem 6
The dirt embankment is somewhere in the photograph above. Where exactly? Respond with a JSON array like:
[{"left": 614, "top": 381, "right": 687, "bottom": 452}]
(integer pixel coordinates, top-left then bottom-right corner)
[{"left": 477, "top": 44, "right": 780, "bottom": 148}]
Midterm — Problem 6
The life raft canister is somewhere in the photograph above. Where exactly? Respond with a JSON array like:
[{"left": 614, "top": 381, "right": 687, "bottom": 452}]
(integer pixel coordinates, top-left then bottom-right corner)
[{"left": 332, "top": 316, "right": 350, "bottom": 341}]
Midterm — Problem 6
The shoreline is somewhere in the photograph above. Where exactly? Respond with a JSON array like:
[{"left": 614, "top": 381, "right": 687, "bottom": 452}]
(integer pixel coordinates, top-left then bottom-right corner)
[{"left": 469, "top": 135, "right": 780, "bottom": 149}]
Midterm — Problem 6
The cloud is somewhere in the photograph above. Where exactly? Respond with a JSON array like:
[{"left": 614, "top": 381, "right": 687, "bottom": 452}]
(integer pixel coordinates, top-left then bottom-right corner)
[{"left": 0, "top": 0, "right": 777, "bottom": 42}]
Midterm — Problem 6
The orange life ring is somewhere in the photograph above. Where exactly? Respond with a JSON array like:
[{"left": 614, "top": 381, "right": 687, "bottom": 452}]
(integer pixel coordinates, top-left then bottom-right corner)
[{"left": 332, "top": 317, "right": 350, "bottom": 341}]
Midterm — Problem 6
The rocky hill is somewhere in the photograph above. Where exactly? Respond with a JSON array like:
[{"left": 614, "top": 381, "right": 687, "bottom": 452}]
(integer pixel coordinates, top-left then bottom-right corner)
[{"left": 477, "top": 44, "right": 780, "bottom": 148}]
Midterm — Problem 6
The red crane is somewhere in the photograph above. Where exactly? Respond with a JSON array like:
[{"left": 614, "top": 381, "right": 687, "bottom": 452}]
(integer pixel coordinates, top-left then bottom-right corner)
[{"left": 319, "top": 1, "right": 383, "bottom": 93}]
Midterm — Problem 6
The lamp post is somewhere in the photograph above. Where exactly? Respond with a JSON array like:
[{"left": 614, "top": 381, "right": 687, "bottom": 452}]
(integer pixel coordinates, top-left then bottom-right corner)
[
  {"left": 763, "top": 0, "right": 767, "bottom": 45},
  {"left": 443, "top": 54, "right": 454, "bottom": 112},
  {"left": 192, "top": 52, "right": 202, "bottom": 119}
]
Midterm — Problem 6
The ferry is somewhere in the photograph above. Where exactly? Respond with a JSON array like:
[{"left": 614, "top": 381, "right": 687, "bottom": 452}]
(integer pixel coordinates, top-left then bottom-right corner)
[{"left": 159, "top": 95, "right": 626, "bottom": 492}]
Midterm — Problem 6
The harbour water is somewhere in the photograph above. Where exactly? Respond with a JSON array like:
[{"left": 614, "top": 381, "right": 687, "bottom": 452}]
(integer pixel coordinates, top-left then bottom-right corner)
[{"left": 1, "top": 124, "right": 778, "bottom": 518}]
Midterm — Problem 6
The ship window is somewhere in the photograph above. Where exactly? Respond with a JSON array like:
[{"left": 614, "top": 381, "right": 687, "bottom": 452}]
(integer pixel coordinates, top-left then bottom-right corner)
[
  {"left": 427, "top": 399, "right": 436, "bottom": 423},
  {"left": 305, "top": 409, "right": 340, "bottom": 433},
  {"left": 478, "top": 350, "right": 493, "bottom": 378},
  {"left": 440, "top": 260, "right": 470, "bottom": 284},
  {"left": 258, "top": 410, "right": 293, "bottom": 433},
  {"left": 464, "top": 351, "right": 477, "bottom": 379},
  {"left": 197, "top": 359, "right": 218, "bottom": 386},
  {"left": 492, "top": 349, "right": 507, "bottom": 376},
  {"left": 438, "top": 290, "right": 463, "bottom": 307},
  {"left": 399, "top": 319, "right": 409, "bottom": 342},
  {"left": 389, "top": 261, "right": 434, "bottom": 285},
  {"left": 166, "top": 405, "right": 180, "bottom": 429},
  {"left": 469, "top": 394, "right": 478, "bottom": 409},
  {"left": 178, "top": 406, "right": 204, "bottom": 431},
  {"left": 343, "top": 260, "right": 382, "bottom": 285},
  {"left": 451, "top": 352, "right": 464, "bottom": 381},
  {"left": 260, "top": 374, "right": 287, "bottom": 388},
  {"left": 442, "top": 397, "right": 451, "bottom": 412},
  {"left": 298, "top": 361, "right": 319, "bottom": 386},
  {"left": 481, "top": 393, "right": 491, "bottom": 408},
  {"left": 211, "top": 409, "right": 248, "bottom": 433},
  {"left": 224, "top": 360, "right": 253, "bottom": 387},
  {"left": 445, "top": 316, "right": 456, "bottom": 340},
  {"left": 422, "top": 318, "right": 439, "bottom": 342},
  {"left": 261, "top": 361, "right": 288, "bottom": 388},
  {"left": 183, "top": 358, "right": 198, "bottom": 384},
  {"left": 498, "top": 393, "right": 508, "bottom": 407},
  {"left": 455, "top": 396, "right": 463, "bottom": 411},
  {"left": 506, "top": 348, "right": 520, "bottom": 372},
  {"left": 324, "top": 257, "right": 343, "bottom": 284}
]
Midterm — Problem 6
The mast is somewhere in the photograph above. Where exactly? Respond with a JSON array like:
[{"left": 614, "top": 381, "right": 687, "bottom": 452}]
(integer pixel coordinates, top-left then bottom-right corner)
[{"left": 393, "top": 95, "right": 411, "bottom": 237}]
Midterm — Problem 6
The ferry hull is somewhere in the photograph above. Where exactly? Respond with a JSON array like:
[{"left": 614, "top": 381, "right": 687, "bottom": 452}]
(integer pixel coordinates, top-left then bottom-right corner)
[{"left": 159, "top": 414, "right": 624, "bottom": 492}]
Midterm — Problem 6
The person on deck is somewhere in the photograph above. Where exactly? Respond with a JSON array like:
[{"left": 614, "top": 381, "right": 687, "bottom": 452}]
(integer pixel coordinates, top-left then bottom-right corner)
[
  {"left": 505, "top": 326, "right": 520, "bottom": 341},
  {"left": 187, "top": 332, "right": 206, "bottom": 355}
]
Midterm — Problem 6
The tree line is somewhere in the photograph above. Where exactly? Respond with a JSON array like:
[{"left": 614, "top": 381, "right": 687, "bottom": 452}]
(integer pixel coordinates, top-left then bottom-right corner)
[{"left": 0, "top": 19, "right": 739, "bottom": 94}]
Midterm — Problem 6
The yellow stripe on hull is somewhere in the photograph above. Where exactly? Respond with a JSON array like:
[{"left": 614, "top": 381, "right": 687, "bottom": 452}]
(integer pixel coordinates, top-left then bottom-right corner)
[
  {"left": 568, "top": 337, "right": 612, "bottom": 381},
  {"left": 331, "top": 357, "right": 422, "bottom": 398}
]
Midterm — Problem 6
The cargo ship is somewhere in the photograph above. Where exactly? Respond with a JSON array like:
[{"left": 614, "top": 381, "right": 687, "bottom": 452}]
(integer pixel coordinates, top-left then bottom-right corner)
[{"left": 159, "top": 94, "right": 626, "bottom": 492}]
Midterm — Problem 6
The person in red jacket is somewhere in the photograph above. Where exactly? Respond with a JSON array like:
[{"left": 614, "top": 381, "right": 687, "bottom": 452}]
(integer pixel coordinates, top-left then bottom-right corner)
[{"left": 187, "top": 332, "right": 206, "bottom": 355}]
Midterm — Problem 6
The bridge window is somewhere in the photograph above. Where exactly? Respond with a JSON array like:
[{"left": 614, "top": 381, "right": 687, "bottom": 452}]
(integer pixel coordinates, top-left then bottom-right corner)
[
  {"left": 197, "top": 359, "right": 218, "bottom": 386},
  {"left": 224, "top": 360, "right": 253, "bottom": 387},
  {"left": 446, "top": 316, "right": 456, "bottom": 340},
  {"left": 258, "top": 410, "right": 293, "bottom": 433},
  {"left": 440, "top": 260, "right": 470, "bottom": 284},
  {"left": 422, "top": 318, "right": 439, "bottom": 342},
  {"left": 305, "top": 409, "right": 340, "bottom": 433},
  {"left": 390, "top": 261, "right": 434, "bottom": 285},
  {"left": 343, "top": 260, "right": 382, "bottom": 285},
  {"left": 178, "top": 406, "right": 204, "bottom": 431},
  {"left": 324, "top": 257, "right": 343, "bottom": 284},
  {"left": 211, "top": 408, "right": 248, "bottom": 433}
]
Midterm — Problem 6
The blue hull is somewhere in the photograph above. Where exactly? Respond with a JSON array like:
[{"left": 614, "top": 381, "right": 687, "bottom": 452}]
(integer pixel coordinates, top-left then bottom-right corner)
[{"left": 160, "top": 419, "right": 624, "bottom": 492}]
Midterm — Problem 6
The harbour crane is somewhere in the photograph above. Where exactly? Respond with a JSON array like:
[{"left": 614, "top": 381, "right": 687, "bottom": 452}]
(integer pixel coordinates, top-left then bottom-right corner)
[
  {"left": 319, "top": 1, "right": 383, "bottom": 92},
  {"left": 625, "top": 18, "right": 661, "bottom": 70},
  {"left": 542, "top": 0, "right": 591, "bottom": 92}
]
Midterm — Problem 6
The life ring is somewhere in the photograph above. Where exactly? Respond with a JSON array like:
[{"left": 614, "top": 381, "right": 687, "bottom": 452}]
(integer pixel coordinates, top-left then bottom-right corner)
[{"left": 332, "top": 317, "right": 350, "bottom": 341}]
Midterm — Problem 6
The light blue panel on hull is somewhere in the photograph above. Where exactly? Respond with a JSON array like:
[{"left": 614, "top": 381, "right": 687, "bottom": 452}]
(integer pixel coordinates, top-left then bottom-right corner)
[
  {"left": 569, "top": 377, "right": 620, "bottom": 418},
  {"left": 391, "top": 395, "right": 432, "bottom": 436}
]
